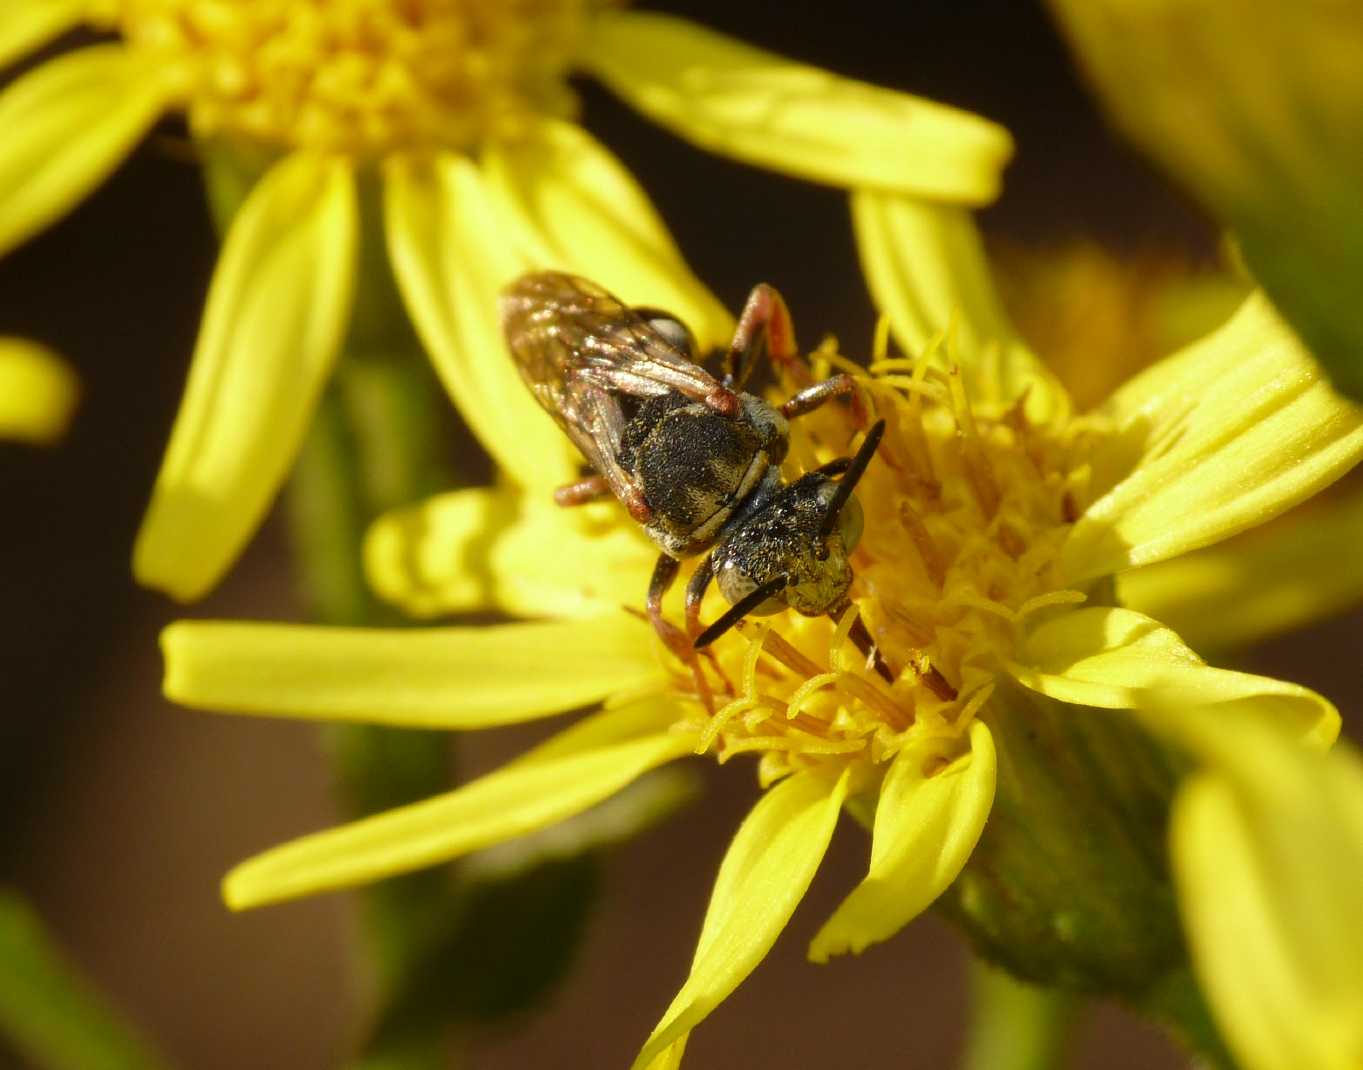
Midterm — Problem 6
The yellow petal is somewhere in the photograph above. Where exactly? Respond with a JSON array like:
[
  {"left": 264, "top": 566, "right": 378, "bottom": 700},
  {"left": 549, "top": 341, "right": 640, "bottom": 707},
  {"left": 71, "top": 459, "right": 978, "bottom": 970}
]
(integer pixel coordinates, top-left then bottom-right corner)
[
  {"left": 224, "top": 715, "right": 695, "bottom": 909},
  {"left": 364, "top": 485, "right": 655, "bottom": 619},
  {"left": 851, "top": 189, "right": 1069, "bottom": 423},
  {"left": 482, "top": 120, "right": 733, "bottom": 351},
  {"left": 1011, "top": 606, "right": 1339, "bottom": 750},
  {"left": 510, "top": 697, "right": 680, "bottom": 767},
  {"left": 581, "top": 12, "right": 1012, "bottom": 203},
  {"left": 632, "top": 769, "right": 849, "bottom": 1070},
  {"left": 0, "top": 45, "right": 165, "bottom": 256},
  {"left": 0, "top": 0, "right": 84, "bottom": 70},
  {"left": 0, "top": 338, "right": 76, "bottom": 443},
  {"left": 1118, "top": 488, "right": 1363, "bottom": 652},
  {"left": 1064, "top": 294, "right": 1363, "bottom": 583},
  {"left": 809, "top": 720, "right": 995, "bottom": 962},
  {"left": 1172, "top": 727, "right": 1363, "bottom": 1070},
  {"left": 133, "top": 154, "right": 357, "bottom": 600},
  {"left": 1048, "top": 0, "right": 1363, "bottom": 404},
  {"left": 383, "top": 152, "right": 575, "bottom": 484},
  {"left": 161, "top": 614, "right": 662, "bottom": 729},
  {"left": 641, "top": 1038, "right": 687, "bottom": 1070}
]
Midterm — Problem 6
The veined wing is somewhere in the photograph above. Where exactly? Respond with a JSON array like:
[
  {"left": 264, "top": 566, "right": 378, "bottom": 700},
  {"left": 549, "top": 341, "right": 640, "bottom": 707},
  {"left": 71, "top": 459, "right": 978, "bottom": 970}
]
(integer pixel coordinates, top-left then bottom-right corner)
[{"left": 500, "top": 272, "right": 734, "bottom": 423}]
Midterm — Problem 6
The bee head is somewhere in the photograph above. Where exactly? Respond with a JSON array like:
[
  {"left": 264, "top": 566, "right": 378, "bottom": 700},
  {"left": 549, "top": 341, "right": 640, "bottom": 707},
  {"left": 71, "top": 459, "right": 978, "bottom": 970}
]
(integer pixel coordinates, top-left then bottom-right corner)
[{"left": 696, "top": 421, "right": 884, "bottom": 648}]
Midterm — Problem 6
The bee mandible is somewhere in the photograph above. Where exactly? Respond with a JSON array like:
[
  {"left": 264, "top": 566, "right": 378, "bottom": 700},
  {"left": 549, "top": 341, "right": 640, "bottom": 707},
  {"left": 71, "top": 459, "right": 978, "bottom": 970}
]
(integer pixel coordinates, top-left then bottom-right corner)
[{"left": 500, "top": 272, "right": 885, "bottom": 693}]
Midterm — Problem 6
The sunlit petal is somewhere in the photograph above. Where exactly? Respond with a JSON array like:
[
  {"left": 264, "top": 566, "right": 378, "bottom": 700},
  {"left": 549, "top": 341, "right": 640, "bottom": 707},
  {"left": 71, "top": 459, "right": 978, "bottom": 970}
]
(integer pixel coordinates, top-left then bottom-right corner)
[
  {"left": 1118, "top": 489, "right": 1363, "bottom": 652},
  {"left": 162, "top": 614, "right": 662, "bottom": 729},
  {"left": 1172, "top": 725, "right": 1363, "bottom": 1070},
  {"left": 224, "top": 717, "right": 696, "bottom": 909},
  {"left": 1064, "top": 294, "right": 1363, "bottom": 582},
  {"left": 0, "top": 45, "right": 166, "bottom": 256},
  {"left": 384, "top": 152, "right": 575, "bottom": 483},
  {"left": 810, "top": 720, "right": 995, "bottom": 962},
  {"left": 364, "top": 485, "right": 655, "bottom": 619},
  {"left": 0, "top": 338, "right": 77, "bottom": 443},
  {"left": 133, "top": 154, "right": 357, "bottom": 600},
  {"left": 483, "top": 119, "right": 733, "bottom": 350},
  {"left": 582, "top": 12, "right": 1012, "bottom": 202},
  {"left": 0, "top": 0, "right": 84, "bottom": 70},
  {"left": 632, "top": 769, "right": 849, "bottom": 1069},
  {"left": 851, "top": 189, "right": 1069, "bottom": 422},
  {"left": 1011, "top": 606, "right": 1339, "bottom": 749}
]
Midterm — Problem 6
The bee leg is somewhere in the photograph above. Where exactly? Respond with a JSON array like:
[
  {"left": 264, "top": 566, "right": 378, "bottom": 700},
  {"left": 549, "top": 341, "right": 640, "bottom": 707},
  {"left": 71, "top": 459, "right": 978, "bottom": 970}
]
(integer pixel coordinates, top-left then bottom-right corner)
[
  {"left": 553, "top": 474, "right": 611, "bottom": 507},
  {"left": 685, "top": 557, "right": 734, "bottom": 696},
  {"left": 648, "top": 554, "right": 716, "bottom": 713},
  {"left": 780, "top": 373, "right": 869, "bottom": 428},
  {"left": 723, "top": 283, "right": 807, "bottom": 390},
  {"left": 831, "top": 600, "right": 896, "bottom": 684}
]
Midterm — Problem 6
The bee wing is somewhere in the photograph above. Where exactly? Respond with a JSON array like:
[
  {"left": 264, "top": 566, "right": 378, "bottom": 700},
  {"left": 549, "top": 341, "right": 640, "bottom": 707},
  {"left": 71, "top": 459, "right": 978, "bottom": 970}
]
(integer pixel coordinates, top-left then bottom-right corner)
[
  {"left": 501, "top": 272, "right": 732, "bottom": 411},
  {"left": 502, "top": 272, "right": 737, "bottom": 517},
  {"left": 558, "top": 377, "right": 639, "bottom": 509}
]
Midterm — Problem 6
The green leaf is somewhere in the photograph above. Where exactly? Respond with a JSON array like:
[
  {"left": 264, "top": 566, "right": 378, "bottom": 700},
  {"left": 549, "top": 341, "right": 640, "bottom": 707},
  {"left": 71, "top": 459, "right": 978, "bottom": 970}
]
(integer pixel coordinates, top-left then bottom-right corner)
[
  {"left": 0, "top": 890, "right": 169, "bottom": 1070},
  {"left": 364, "top": 855, "right": 599, "bottom": 1055}
]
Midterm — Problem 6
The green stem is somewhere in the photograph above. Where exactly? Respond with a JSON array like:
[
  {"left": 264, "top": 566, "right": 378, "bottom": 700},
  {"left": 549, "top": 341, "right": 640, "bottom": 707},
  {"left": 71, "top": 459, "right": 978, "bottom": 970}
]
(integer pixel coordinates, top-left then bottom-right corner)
[
  {"left": 285, "top": 348, "right": 456, "bottom": 1067},
  {"left": 1141, "top": 967, "right": 1240, "bottom": 1070},
  {"left": 962, "top": 959, "right": 1077, "bottom": 1070},
  {"left": 204, "top": 142, "right": 463, "bottom": 1064}
]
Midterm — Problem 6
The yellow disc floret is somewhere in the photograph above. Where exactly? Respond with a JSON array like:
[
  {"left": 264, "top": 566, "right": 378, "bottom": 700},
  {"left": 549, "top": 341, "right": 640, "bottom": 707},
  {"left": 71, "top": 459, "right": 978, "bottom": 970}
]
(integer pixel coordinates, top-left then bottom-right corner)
[
  {"left": 90, "top": 0, "right": 592, "bottom": 157},
  {"left": 677, "top": 336, "right": 1093, "bottom": 790}
]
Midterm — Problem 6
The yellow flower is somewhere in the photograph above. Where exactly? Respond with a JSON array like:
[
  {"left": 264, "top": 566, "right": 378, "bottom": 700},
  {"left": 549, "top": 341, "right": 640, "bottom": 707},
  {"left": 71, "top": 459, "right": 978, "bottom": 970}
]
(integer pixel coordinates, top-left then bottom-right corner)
[
  {"left": 0, "top": 0, "right": 1009, "bottom": 600},
  {"left": 163, "top": 190, "right": 1363, "bottom": 1065},
  {"left": 1170, "top": 719, "right": 1363, "bottom": 1070},
  {"left": 0, "top": 337, "right": 77, "bottom": 443},
  {"left": 1046, "top": 0, "right": 1363, "bottom": 402}
]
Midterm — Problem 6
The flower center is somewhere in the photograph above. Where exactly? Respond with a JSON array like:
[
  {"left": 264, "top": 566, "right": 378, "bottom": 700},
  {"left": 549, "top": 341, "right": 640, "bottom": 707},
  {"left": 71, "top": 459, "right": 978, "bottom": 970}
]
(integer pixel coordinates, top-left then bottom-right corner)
[
  {"left": 92, "top": 0, "right": 591, "bottom": 157},
  {"left": 676, "top": 339, "right": 1090, "bottom": 789}
]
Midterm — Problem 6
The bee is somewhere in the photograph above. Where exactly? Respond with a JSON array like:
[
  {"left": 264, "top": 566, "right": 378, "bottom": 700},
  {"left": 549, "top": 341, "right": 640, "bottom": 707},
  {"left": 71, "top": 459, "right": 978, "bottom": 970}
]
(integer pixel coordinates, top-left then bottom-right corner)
[{"left": 500, "top": 272, "right": 885, "bottom": 691}]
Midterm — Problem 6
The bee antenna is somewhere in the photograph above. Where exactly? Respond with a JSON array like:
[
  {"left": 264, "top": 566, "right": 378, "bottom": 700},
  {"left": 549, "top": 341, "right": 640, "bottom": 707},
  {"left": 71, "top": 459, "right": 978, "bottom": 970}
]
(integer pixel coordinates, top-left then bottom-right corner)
[
  {"left": 819, "top": 419, "right": 886, "bottom": 537},
  {"left": 693, "top": 574, "right": 789, "bottom": 649}
]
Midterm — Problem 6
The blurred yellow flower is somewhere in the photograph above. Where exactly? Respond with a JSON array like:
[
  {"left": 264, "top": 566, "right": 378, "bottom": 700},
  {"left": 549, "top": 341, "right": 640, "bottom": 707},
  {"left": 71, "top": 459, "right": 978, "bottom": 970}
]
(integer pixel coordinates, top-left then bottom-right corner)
[
  {"left": 1047, "top": 0, "right": 1363, "bottom": 403},
  {"left": 0, "top": 337, "right": 77, "bottom": 443},
  {"left": 0, "top": 0, "right": 1009, "bottom": 600},
  {"left": 1165, "top": 710, "right": 1363, "bottom": 1070},
  {"left": 164, "top": 193, "right": 1363, "bottom": 1065}
]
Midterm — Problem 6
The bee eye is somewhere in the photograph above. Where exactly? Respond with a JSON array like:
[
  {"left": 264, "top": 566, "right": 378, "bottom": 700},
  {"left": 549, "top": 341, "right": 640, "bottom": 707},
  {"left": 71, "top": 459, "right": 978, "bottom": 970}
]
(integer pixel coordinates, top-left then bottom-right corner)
[
  {"left": 636, "top": 308, "right": 697, "bottom": 358},
  {"left": 836, "top": 493, "right": 865, "bottom": 552}
]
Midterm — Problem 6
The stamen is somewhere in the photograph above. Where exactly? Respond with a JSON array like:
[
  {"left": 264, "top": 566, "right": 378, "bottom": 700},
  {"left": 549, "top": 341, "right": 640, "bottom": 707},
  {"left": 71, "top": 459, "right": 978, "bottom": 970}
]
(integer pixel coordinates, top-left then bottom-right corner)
[
  {"left": 839, "top": 674, "right": 913, "bottom": 730},
  {"left": 872, "top": 314, "right": 893, "bottom": 362},
  {"left": 735, "top": 621, "right": 824, "bottom": 678},
  {"left": 898, "top": 499, "right": 948, "bottom": 588},
  {"left": 669, "top": 308, "right": 1087, "bottom": 784},
  {"left": 787, "top": 673, "right": 842, "bottom": 719},
  {"left": 995, "top": 520, "right": 1027, "bottom": 560},
  {"left": 947, "top": 367, "right": 1002, "bottom": 519},
  {"left": 697, "top": 696, "right": 754, "bottom": 754},
  {"left": 950, "top": 682, "right": 996, "bottom": 728},
  {"left": 1017, "top": 589, "right": 1087, "bottom": 620},
  {"left": 882, "top": 603, "right": 936, "bottom": 648},
  {"left": 104, "top": 0, "right": 585, "bottom": 157}
]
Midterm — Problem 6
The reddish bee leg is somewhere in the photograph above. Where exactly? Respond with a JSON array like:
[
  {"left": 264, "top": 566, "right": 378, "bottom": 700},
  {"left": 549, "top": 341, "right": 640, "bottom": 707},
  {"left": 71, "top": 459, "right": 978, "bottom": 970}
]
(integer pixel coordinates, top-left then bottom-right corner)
[
  {"left": 553, "top": 475, "right": 611, "bottom": 507},
  {"left": 723, "top": 283, "right": 807, "bottom": 390},
  {"left": 780, "top": 373, "right": 869, "bottom": 428},
  {"left": 683, "top": 556, "right": 714, "bottom": 641},
  {"left": 685, "top": 556, "right": 734, "bottom": 696},
  {"left": 648, "top": 554, "right": 715, "bottom": 712}
]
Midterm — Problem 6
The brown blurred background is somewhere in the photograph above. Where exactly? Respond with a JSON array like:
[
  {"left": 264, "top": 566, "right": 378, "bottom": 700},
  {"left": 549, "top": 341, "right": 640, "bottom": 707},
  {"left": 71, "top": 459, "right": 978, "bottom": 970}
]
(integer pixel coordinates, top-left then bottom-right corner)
[{"left": 1, "top": 1, "right": 1358, "bottom": 1068}]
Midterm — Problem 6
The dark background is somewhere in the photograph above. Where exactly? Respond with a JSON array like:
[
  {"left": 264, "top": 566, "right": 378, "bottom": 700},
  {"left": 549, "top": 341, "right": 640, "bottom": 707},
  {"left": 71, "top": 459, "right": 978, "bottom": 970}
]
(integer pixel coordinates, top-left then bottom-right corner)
[{"left": 1, "top": 1, "right": 1357, "bottom": 1067}]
